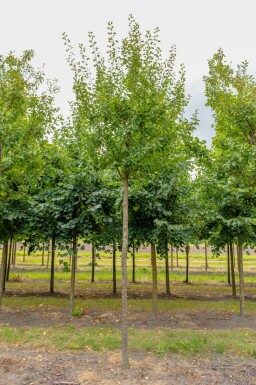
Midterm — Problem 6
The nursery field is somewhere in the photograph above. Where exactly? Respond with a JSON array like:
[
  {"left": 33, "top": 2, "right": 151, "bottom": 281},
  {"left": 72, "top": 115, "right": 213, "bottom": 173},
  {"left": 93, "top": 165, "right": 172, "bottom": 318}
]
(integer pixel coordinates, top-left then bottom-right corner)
[{"left": 0, "top": 247, "right": 256, "bottom": 384}]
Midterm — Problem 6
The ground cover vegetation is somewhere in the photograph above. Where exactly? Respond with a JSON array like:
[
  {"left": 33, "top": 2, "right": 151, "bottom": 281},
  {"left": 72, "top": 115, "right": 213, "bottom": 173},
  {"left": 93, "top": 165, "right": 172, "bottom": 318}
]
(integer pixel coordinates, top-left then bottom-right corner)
[{"left": 0, "top": 16, "right": 256, "bottom": 383}]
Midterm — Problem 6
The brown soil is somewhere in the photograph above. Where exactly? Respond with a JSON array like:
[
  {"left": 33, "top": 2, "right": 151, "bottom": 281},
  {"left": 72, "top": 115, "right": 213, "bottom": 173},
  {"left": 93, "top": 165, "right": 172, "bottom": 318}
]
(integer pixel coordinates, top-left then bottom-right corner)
[
  {"left": 1, "top": 304, "right": 256, "bottom": 385},
  {"left": 0, "top": 347, "right": 256, "bottom": 385},
  {"left": 1, "top": 277, "right": 256, "bottom": 384},
  {"left": 1, "top": 305, "right": 256, "bottom": 330}
]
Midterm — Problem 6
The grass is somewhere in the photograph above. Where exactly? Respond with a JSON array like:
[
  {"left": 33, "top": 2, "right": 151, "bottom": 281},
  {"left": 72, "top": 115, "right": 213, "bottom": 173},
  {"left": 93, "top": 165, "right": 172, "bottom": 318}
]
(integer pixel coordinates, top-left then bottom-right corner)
[
  {"left": 2, "top": 296, "right": 256, "bottom": 314},
  {"left": 1, "top": 247, "right": 256, "bottom": 362},
  {"left": 0, "top": 324, "right": 256, "bottom": 358}
]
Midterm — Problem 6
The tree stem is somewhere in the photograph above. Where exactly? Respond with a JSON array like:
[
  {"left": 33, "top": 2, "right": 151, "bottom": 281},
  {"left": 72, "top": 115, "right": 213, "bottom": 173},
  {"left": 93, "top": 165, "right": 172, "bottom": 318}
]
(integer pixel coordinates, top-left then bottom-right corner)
[{"left": 121, "top": 172, "right": 129, "bottom": 369}]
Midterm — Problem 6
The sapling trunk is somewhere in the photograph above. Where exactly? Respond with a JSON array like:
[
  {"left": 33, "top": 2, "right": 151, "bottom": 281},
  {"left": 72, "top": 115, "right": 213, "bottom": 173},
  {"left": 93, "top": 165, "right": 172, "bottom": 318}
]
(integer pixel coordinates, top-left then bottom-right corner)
[
  {"left": 91, "top": 244, "right": 95, "bottom": 283},
  {"left": 132, "top": 241, "right": 136, "bottom": 282},
  {"left": 185, "top": 245, "right": 189, "bottom": 283},
  {"left": 6, "top": 238, "right": 12, "bottom": 283},
  {"left": 12, "top": 242, "right": 16, "bottom": 267},
  {"left": 170, "top": 245, "right": 174, "bottom": 271},
  {"left": 42, "top": 242, "right": 45, "bottom": 266},
  {"left": 23, "top": 246, "right": 26, "bottom": 262},
  {"left": 121, "top": 171, "right": 129, "bottom": 369},
  {"left": 70, "top": 236, "right": 77, "bottom": 315},
  {"left": 47, "top": 242, "right": 50, "bottom": 269},
  {"left": 0, "top": 239, "right": 8, "bottom": 309},
  {"left": 50, "top": 237, "right": 56, "bottom": 294},
  {"left": 165, "top": 249, "right": 170, "bottom": 296},
  {"left": 230, "top": 242, "right": 236, "bottom": 298},
  {"left": 113, "top": 242, "right": 117, "bottom": 295},
  {"left": 205, "top": 241, "right": 208, "bottom": 272},
  {"left": 176, "top": 248, "right": 179, "bottom": 267},
  {"left": 151, "top": 242, "right": 158, "bottom": 315},
  {"left": 227, "top": 244, "right": 231, "bottom": 285},
  {"left": 237, "top": 241, "right": 245, "bottom": 317}
]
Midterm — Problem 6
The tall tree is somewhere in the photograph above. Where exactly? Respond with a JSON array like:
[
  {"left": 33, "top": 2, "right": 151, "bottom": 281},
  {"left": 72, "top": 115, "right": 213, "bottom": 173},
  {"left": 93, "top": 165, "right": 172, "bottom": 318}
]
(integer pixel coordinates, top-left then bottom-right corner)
[
  {"left": 65, "top": 16, "right": 197, "bottom": 368},
  {"left": 204, "top": 50, "right": 256, "bottom": 315}
]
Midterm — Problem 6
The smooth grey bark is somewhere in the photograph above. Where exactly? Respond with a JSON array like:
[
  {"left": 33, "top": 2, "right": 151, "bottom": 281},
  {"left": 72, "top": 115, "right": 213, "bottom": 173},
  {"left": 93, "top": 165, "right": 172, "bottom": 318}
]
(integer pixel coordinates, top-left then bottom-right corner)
[
  {"left": 121, "top": 172, "right": 129, "bottom": 369},
  {"left": 113, "top": 243, "right": 117, "bottom": 295},
  {"left": 185, "top": 245, "right": 189, "bottom": 283},
  {"left": 205, "top": 241, "right": 208, "bottom": 272},
  {"left": 6, "top": 238, "right": 12, "bottom": 283},
  {"left": 237, "top": 242, "right": 245, "bottom": 317},
  {"left": 165, "top": 248, "right": 170, "bottom": 296},
  {"left": 23, "top": 246, "right": 26, "bottom": 262},
  {"left": 70, "top": 236, "right": 77, "bottom": 315},
  {"left": 91, "top": 244, "right": 95, "bottom": 283},
  {"left": 132, "top": 241, "right": 136, "bottom": 282},
  {"left": 151, "top": 242, "right": 158, "bottom": 315},
  {"left": 227, "top": 244, "right": 231, "bottom": 285},
  {"left": 41, "top": 242, "right": 45, "bottom": 266},
  {"left": 170, "top": 245, "right": 174, "bottom": 271},
  {"left": 11, "top": 242, "right": 16, "bottom": 267},
  {"left": 176, "top": 248, "right": 179, "bottom": 267},
  {"left": 47, "top": 243, "right": 50, "bottom": 269},
  {"left": 50, "top": 237, "right": 56, "bottom": 294},
  {"left": 0, "top": 239, "right": 8, "bottom": 309},
  {"left": 230, "top": 242, "right": 236, "bottom": 298}
]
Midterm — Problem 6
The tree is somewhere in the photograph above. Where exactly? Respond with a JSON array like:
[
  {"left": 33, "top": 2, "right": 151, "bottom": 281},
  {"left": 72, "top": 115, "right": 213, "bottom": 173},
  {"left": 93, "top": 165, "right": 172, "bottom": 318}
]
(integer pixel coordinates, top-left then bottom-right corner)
[
  {"left": 204, "top": 50, "right": 256, "bottom": 316},
  {"left": 65, "top": 16, "right": 197, "bottom": 368},
  {"left": 0, "top": 51, "right": 58, "bottom": 308}
]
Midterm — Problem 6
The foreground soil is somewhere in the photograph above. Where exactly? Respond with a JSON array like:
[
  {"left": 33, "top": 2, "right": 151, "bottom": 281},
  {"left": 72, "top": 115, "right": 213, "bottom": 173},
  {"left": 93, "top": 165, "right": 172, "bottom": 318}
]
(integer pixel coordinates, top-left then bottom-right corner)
[
  {"left": 0, "top": 347, "right": 256, "bottom": 385},
  {"left": 1, "top": 305, "right": 256, "bottom": 384},
  {"left": 1, "top": 278, "right": 256, "bottom": 384}
]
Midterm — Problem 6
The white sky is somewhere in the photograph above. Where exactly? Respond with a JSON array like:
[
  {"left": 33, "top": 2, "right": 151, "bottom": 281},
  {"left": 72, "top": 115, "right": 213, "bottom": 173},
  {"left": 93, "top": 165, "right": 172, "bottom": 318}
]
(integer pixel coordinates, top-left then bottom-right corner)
[{"left": 2, "top": 0, "right": 256, "bottom": 142}]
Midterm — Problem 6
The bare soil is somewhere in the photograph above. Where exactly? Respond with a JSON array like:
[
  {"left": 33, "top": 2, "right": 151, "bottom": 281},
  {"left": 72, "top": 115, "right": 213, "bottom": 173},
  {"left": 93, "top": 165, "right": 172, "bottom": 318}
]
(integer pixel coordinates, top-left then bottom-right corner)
[
  {"left": 1, "top": 303, "right": 256, "bottom": 330},
  {"left": 1, "top": 302, "right": 256, "bottom": 385},
  {"left": 0, "top": 347, "right": 256, "bottom": 385}
]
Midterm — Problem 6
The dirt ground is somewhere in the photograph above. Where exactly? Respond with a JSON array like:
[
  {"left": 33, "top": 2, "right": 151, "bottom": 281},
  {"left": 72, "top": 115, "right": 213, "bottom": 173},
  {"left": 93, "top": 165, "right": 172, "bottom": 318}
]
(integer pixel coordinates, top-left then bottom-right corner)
[
  {"left": 1, "top": 304, "right": 256, "bottom": 385},
  {"left": 1, "top": 303, "right": 256, "bottom": 330},
  {"left": 0, "top": 347, "right": 256, "bottom": 385}
]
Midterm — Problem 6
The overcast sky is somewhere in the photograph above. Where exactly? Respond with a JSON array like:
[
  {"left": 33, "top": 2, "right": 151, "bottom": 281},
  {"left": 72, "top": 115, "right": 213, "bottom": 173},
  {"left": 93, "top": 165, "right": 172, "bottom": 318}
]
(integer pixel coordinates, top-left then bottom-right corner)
[{"left": 2, "top": 0, "right": 256, "bottom": 142}]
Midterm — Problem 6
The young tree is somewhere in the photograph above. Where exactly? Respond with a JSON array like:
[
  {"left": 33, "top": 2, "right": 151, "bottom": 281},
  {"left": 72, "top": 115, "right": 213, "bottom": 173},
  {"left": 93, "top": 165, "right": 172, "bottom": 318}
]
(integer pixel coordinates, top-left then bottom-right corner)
[
  {"left": 65, "top": 16, "right": 197, "bottom": 368},
  {"left": 204, "top": 50, "right": 256, "bottom": 315},
  {"left": 0, "top": 51, "right": 59, "bottom": 308}
]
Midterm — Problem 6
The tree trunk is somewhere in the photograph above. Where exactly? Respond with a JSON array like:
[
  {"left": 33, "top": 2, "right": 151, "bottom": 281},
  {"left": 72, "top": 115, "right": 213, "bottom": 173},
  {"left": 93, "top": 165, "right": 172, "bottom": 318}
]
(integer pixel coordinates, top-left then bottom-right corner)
[
  {"left": 47, "top": 242, "right": 50, "bottom": 269},
  {"left": 237, "top": 241, "right": 245, "bottom": 317},
  {"left": 91, "top": 244, "right": 95, "bottom": 283},
  {"left": 50, "top": 237, "right": 56, "bottom": 294},
  {"left": 121, "top": 172, "right": 129, "bottom": 369},
  {"left": 165, "top": 248, "right": 170, "bottom": 296},
  {"left": 6, "top": 238, "right": 12, "bottom": 283},
  {"left": 23, "top": 246, "right": 26, "bottom": 262},
  {"left": 227, "top": 244, "right": 231, "bottom": 285},
  {"left": 42, "top": 242, "right": 45, "bottom": 266},
  {"left": 12, "top": 242, "right": 16, "bottom": 267},
  {"left": 185, "top": 245, "right": 189, "bottom": 283},
  {"left": 233, "top": 244, "right": 236, "bottom": 267},
  {"left": 151, "top": 242, "right": 158, "bottom": 315},
  {"left": 113, "top": 243, "right": 117, "bottom": 295},
  {"left": 170, "top": 245, "right": 174, "bottom": 271},
  {"left": 205, "top": 241, "right": 208, "bottom": 272},
  {"left": 230, "top": 242, "right": 236, "bottom": 298},
  {"left": 0, "top": 239, "right": 8, "bottom": 309},
  {"left": 176, "top": 248, "right": 179, "bottom": 267},
  {"left": 70, "top": 236, "right": 77, "bottom": 315},
  {"left": 132, "top": 241, "right": 136, "bottom": 282}
]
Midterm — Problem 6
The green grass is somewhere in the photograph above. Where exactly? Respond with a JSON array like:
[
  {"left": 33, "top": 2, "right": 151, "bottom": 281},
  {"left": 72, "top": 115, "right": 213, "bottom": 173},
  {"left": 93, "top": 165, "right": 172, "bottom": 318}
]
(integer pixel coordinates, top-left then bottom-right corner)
[
  {"left": 0, "top": 325, "right": 256, "bottom": 357},
  {"left": 2, "top": 296, "right": 256, "bottom": 314},
  {"left": 8, "top": 267, "right": 256, "bottom": 286}
]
